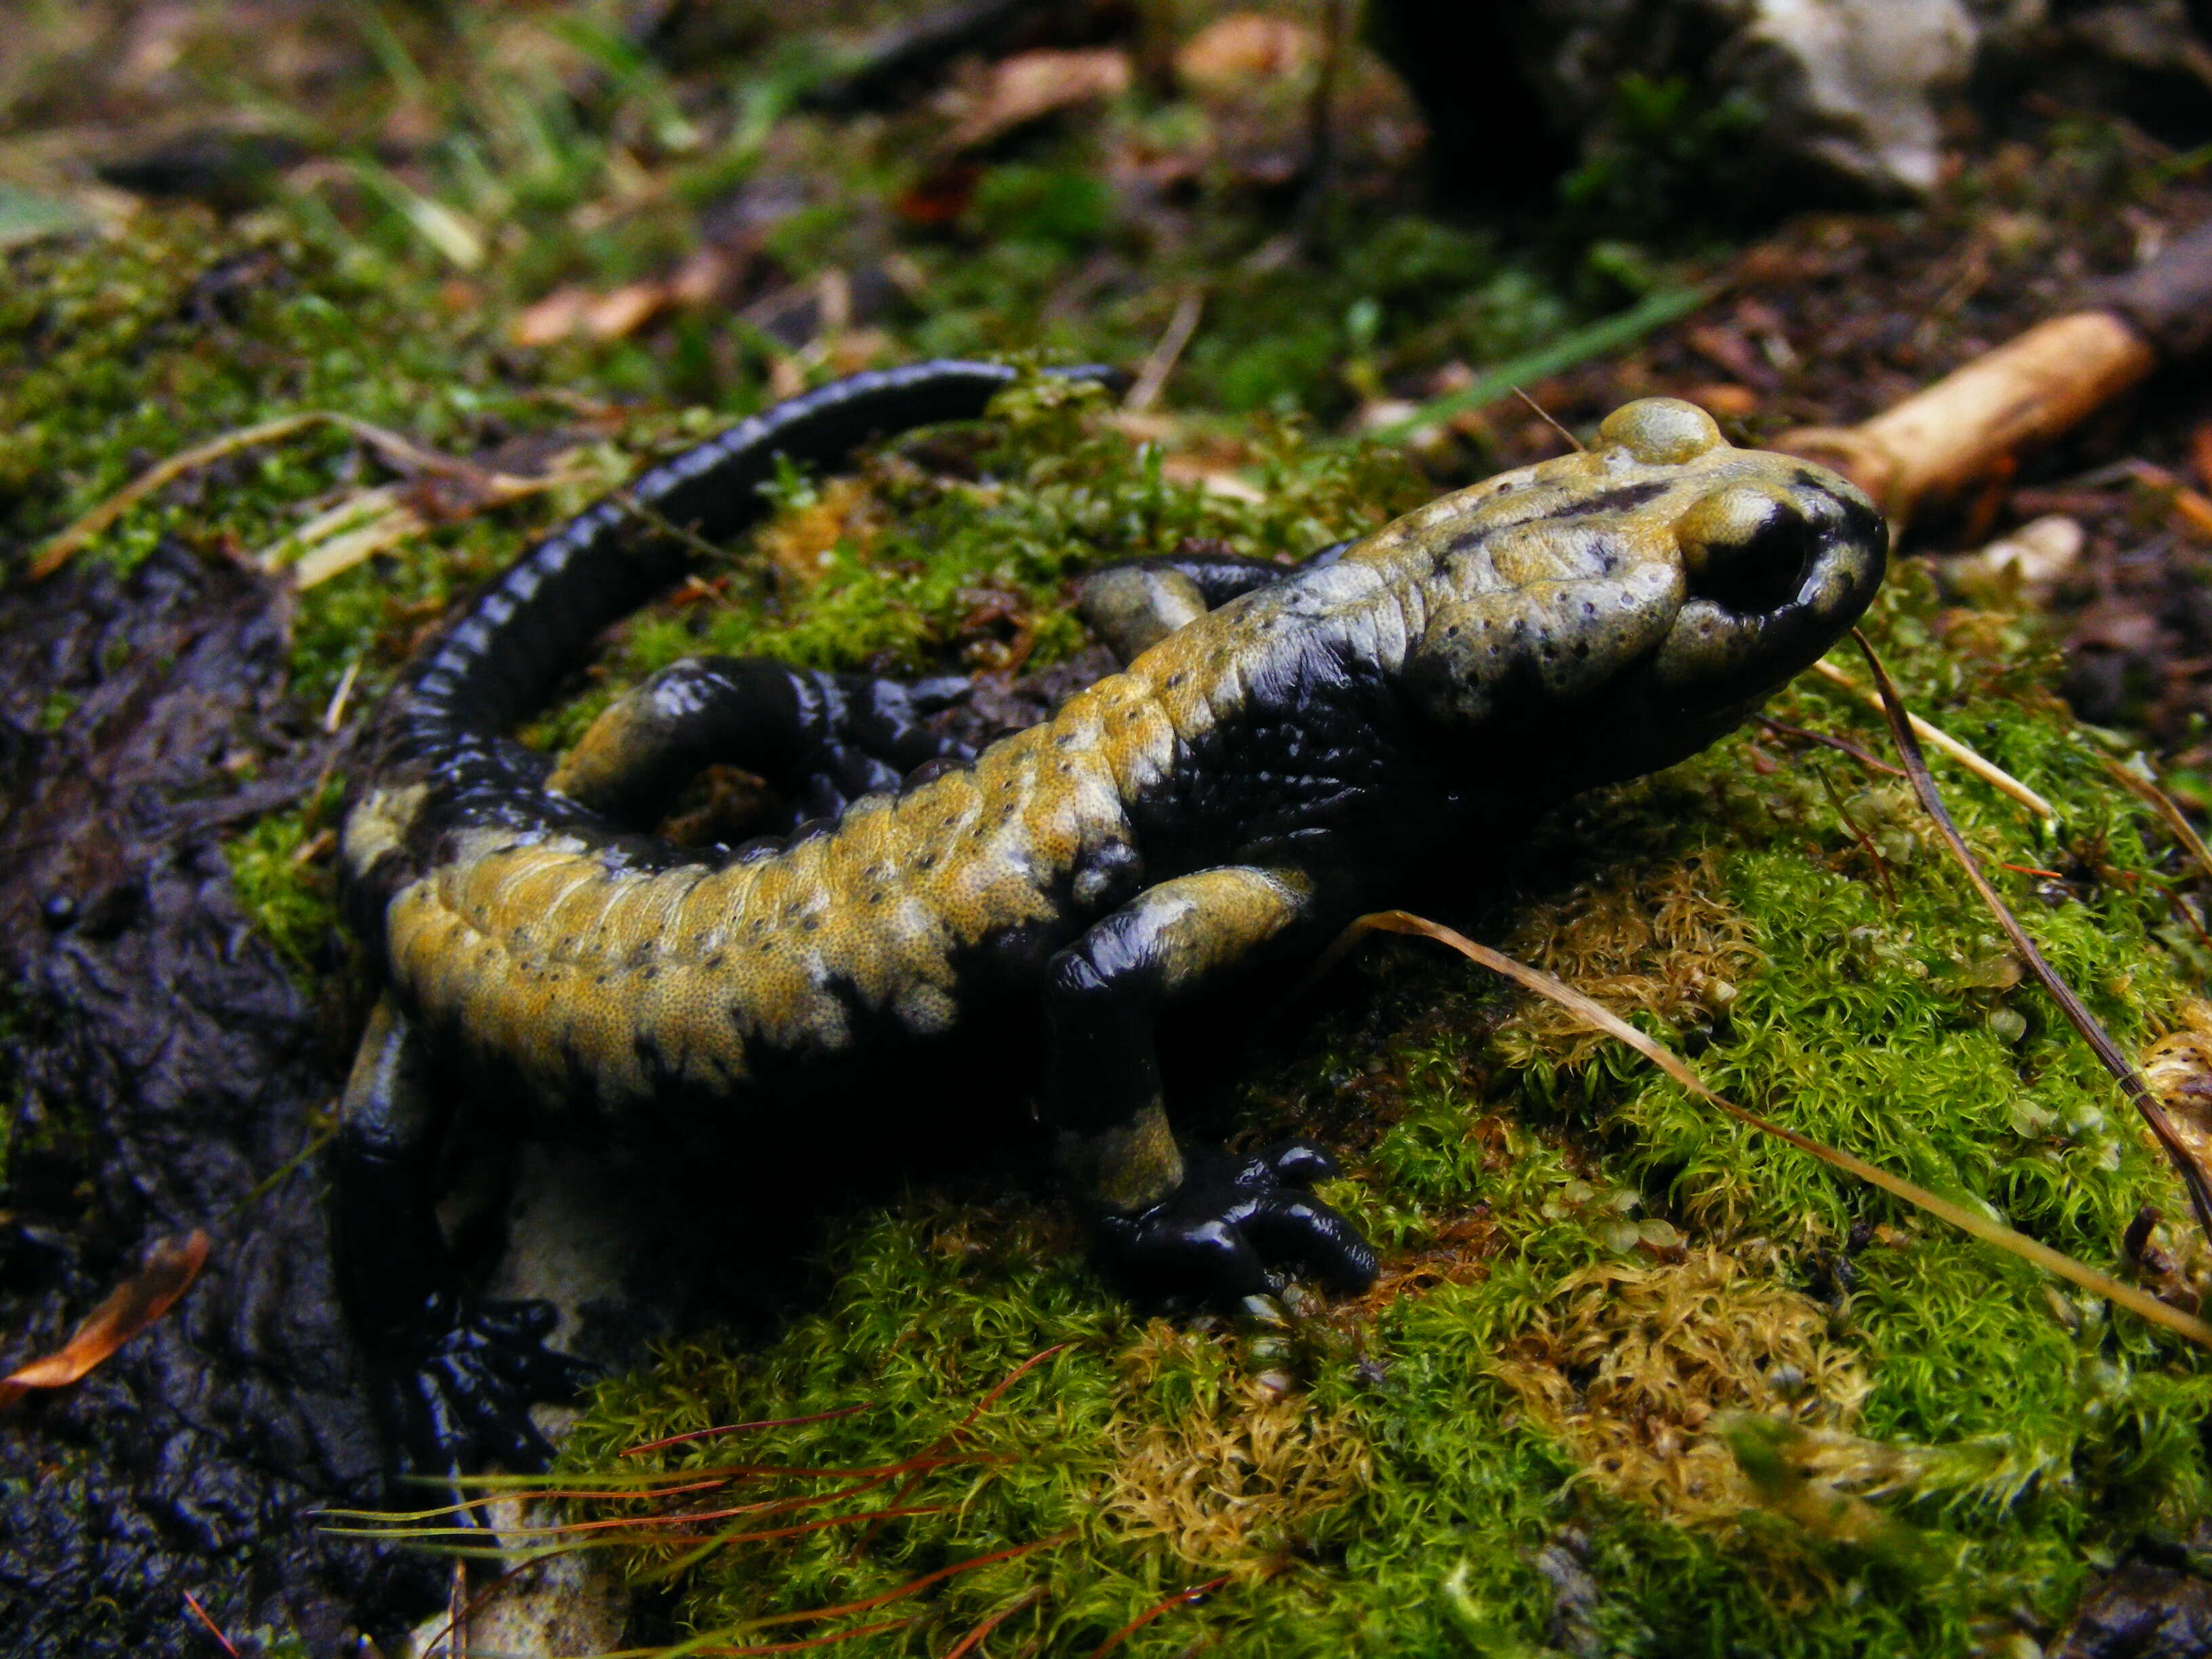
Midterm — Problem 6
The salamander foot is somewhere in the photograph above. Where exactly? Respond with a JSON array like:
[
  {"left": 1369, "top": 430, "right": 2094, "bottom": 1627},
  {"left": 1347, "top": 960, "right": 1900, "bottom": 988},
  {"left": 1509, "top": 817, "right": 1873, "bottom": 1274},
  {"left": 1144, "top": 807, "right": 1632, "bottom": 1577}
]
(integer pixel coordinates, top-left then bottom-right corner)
[
  {"left": 376, "top": 1293, "right": 599, "bottom": 1475},
  {"left": 1096, "top": 1141, "right": 1377, "bottom": 1307}
]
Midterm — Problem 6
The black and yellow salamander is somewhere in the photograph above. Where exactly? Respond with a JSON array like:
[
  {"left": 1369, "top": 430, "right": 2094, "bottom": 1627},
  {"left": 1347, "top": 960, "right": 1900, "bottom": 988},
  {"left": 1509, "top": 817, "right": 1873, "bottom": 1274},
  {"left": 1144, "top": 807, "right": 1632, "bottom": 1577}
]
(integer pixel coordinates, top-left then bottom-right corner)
[{"left": 333, "top": 361, "right": 1887, "bottom": 1469}]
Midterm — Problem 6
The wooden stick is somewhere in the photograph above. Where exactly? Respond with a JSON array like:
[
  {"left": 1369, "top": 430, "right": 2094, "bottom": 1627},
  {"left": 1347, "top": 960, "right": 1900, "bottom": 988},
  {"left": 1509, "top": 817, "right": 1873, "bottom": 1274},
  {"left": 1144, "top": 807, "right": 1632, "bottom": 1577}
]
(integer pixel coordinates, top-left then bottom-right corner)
[{"left": 1779, "top": 216, "right": 2212, "bottom": 527}]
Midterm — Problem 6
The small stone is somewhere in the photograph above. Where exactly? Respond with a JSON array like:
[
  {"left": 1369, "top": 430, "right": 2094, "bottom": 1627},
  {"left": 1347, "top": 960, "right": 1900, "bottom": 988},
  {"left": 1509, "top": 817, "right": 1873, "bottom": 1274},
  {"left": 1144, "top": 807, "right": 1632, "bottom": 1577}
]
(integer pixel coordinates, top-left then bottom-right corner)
[{"left": 1941, "top": 514, "right": 2085, "bottom": 605}]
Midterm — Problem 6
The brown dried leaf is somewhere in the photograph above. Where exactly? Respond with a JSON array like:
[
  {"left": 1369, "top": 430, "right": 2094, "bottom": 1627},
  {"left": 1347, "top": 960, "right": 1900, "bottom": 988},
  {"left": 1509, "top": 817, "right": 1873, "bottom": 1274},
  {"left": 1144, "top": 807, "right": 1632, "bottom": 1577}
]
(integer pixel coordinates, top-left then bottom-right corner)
[
  {"left": 0, "top": 1230, "right": 209, "bottom": 1406},
  {"left": 1175, "top": 14, "right": 1317, "bottom": 96},
  {"left": 944, "top": 48, "right": 1132, "bottom": 151}
]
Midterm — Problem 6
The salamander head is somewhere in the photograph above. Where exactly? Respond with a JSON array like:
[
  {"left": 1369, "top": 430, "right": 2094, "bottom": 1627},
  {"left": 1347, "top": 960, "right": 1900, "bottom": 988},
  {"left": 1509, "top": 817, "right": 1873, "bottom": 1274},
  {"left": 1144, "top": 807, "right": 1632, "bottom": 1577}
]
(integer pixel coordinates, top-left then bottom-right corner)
[{"left": 1357, "top": 396, "right": 1887, "bottom": 785}]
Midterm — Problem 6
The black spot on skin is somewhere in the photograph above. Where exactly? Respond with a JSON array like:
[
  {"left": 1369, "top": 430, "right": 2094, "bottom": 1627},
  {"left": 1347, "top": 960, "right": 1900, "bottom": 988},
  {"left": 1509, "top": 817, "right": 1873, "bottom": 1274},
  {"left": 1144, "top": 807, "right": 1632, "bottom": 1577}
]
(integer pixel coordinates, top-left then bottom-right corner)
[{"left": 1522, "top": 480, "right": 1669, "bottom": 523}]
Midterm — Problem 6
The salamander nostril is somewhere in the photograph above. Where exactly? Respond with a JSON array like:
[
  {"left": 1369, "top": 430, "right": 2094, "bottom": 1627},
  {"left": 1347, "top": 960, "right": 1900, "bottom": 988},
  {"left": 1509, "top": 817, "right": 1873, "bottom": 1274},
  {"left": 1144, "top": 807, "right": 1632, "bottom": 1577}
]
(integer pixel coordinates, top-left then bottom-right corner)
[{"left": 1678, "top": 484, "right": 1818, "bottom": 616}]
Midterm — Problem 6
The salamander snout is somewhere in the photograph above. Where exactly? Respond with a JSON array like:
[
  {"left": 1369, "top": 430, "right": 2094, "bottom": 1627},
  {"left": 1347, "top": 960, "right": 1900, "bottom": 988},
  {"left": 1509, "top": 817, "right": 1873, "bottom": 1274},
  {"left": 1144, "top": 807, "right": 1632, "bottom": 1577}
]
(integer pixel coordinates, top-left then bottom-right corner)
[{"left": 1677, "top": 482, "right": 1819, "bottom": 616}]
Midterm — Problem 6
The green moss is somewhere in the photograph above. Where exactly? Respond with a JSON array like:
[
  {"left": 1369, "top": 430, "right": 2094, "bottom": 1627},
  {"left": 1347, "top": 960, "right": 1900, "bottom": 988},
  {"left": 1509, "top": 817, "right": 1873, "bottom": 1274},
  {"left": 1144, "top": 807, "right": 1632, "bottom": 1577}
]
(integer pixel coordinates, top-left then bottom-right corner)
[{"left": 218, "top": 781, "right": 346, "bottom": 980}]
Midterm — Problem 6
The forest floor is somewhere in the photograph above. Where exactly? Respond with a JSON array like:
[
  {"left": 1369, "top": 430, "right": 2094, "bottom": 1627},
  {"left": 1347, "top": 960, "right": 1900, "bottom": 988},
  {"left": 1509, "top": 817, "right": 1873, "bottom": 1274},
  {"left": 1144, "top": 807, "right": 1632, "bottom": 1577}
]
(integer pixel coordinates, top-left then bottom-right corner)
[{"left": 10, "top": 3, "right": 2212, "bottom": 1656}]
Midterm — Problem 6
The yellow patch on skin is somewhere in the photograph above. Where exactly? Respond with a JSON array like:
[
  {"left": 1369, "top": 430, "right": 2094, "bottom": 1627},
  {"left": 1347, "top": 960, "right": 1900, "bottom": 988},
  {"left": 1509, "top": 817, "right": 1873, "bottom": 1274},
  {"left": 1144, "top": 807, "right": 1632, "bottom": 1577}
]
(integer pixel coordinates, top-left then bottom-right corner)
[
  {"left": 1063, "top": 1100, "right": 1183, "bottom": 1213},
  {"left": 342, "top": 782, "right": 428, "bottom": 874}
]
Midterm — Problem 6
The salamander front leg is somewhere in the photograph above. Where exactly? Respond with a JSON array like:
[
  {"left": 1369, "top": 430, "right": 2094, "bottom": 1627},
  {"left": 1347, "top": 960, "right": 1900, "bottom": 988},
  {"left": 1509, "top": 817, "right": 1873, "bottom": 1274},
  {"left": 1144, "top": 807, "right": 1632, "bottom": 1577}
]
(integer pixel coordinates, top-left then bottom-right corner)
[
  {"left": 547, "top": 657, "right": 973, "bottom": 827},
  {"left": 332, "top": 996, "right": 594, "bottom": 1475},
  {"left": 1045, "top": 867, "right": 1377, "bottom": 1305}
]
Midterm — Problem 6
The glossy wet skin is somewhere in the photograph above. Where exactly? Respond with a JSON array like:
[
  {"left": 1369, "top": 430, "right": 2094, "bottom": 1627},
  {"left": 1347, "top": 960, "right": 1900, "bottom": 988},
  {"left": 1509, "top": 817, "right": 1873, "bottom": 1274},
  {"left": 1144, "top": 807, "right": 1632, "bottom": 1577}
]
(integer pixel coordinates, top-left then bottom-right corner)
[
  {"left": 1368, "top": 396, "right": 1887, "bottom": 785},
  {"left": 332, "top": 369, "right": 1886, "bottom": 1475}
]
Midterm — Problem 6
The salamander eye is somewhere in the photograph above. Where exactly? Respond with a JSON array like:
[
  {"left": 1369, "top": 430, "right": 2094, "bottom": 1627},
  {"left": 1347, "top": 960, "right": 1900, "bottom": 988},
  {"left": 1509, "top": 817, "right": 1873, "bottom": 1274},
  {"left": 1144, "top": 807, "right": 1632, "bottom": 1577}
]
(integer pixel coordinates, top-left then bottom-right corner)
[{"left": 1677, "top": 483, "right": 1816, "bottom": 615}]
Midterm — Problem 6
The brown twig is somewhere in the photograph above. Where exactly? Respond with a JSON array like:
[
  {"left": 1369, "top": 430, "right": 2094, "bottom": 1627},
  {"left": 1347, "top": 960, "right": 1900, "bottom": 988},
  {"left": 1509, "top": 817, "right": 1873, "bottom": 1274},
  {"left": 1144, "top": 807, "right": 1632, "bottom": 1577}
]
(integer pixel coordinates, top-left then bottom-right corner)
[
  {"left": 945, "top": 1587, "right": 1048, "bottom": 1659},
  {"left": 2101, "top": 755, "right": 2212, "bottom": 890},
  {"left": 1088, "top": 1574, "right": 1233, "bottom": 1658},
  {"left": 1512, "top": 386, "right": 1585, "bottom": 453},
  {"left": 1809, "top": 659, "right": 2055, "bottom": 820},
  {"left": 1852, "top": 629, "right": 2212, "bottom": 1244},
  {"left": 623, "top": 1402, "right": 878, "bottom": 1458}
]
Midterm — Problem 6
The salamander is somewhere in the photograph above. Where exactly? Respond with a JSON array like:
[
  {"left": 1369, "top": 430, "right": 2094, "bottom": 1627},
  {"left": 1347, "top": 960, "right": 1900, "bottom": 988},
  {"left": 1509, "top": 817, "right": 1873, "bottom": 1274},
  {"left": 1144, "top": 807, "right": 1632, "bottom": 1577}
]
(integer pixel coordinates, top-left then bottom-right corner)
[{"left": 332, "top": 361, "right": 1887, "bottom": 1471}]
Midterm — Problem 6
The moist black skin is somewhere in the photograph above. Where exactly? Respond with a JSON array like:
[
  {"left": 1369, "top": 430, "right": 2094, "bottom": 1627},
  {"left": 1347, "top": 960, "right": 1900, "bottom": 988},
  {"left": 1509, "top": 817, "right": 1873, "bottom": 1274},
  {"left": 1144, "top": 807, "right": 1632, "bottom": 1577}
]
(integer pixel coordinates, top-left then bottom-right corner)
[{"left": 334, "top": 363, "right": 1888, "bottom": 1474}]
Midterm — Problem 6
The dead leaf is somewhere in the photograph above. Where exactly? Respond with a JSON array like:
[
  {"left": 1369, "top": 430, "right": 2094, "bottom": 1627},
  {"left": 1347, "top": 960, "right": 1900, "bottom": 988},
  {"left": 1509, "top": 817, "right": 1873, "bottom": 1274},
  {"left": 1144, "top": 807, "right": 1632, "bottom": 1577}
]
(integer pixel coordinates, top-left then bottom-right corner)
[
  {"left": 0, "top": 1231, "right": 209, "bottom": 1406},
  {"left": 583, "top": 281, "right": 668, "bottom": 342},
  {"left": 1175, "top": 14, "right": 1317, "bottom": 97},
  {"left": 944, "top": 48, "right": 1132, "bottom": 151},
  {"left": 1685, "top": 382, "right": 1761, "bottom": 417}
]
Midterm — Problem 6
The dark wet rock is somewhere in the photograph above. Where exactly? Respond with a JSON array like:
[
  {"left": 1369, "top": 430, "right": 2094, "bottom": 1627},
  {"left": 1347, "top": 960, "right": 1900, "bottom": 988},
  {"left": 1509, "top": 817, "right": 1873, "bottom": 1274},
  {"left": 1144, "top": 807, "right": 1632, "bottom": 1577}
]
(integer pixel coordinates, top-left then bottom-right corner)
[
  {"left": 0, "top": 544, "right": 436, "bottom": 1656},
  {"left": 2053, "top": 1554, "right": 2212, "bottom": 1658}
]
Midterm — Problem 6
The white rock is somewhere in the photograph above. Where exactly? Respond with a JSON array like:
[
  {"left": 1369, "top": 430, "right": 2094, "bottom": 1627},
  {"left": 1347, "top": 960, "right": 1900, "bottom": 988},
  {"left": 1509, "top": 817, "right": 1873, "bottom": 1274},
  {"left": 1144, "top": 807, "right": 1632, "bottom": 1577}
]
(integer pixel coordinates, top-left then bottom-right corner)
[
  {"left": 1742, "top": 0, "right": 1979, "bottom": 192},
  {"left": 1942, "top": 513, "right": 2085, "bottom": 602}
]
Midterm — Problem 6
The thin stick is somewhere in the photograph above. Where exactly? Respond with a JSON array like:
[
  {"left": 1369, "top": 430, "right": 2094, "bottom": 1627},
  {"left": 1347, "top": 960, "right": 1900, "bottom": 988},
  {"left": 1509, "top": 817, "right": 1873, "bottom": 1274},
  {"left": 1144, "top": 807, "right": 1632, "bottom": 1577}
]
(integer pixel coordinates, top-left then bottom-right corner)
[
  {"left": 1853, "top": 630, "right": 2212, "bottom": 1244},
  {"left": 1809, "top": 659, "right": 2056, "bottom": 821},
  {"left": 945, "top": 1587, "right": 1048, "bottom": 1659},
  {"left": 322, "top": 656, "right": 363, "bottom": 734},
  {"left": 623, "top": 1401, "right": 879, "bottom": 1457},
  {"left": 1511, "top": 386, "right": 1584, "bottom": 453},
  {"left": 1124, "top": 287, "right": 1204, "bottom": 415},
  {"left": 2101, "top": 756, "right": 2212, "bottom": 890},
  {"left": 182, "top": 1592, "right": 241, "bottom": 1659},
  {"left": 1088, "top": 1574, "right": 1232, "bottom": 1658},
  {"left": 1335, "top": 909, "right": 2212, "bottom": 1350},
  {"left": 1361, "top": 287, "right": 1712, "bottom": 447},
  {"left": 851, "top": 1341, "right": 1072, "bottom": 1557},
  {"left": 1813, "top": 766, "right": 1897, "bottom": 907},
  {"left": 1750, "top": 714, "right": 1905, "bottom": 779},
  {"left": 731, "top": 1534, "right": 1073, "bottom": 1636}
]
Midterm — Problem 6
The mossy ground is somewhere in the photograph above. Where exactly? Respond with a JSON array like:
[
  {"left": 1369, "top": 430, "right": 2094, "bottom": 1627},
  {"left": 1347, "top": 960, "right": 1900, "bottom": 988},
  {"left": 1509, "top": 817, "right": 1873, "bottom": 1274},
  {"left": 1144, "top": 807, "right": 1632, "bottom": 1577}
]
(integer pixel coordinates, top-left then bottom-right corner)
[
  {"left": 8, "top": 13, "right": 2212, "bottom": 1646},
  {"left": 7, "top": 211, "right": 2212, "bottom": 1655}
]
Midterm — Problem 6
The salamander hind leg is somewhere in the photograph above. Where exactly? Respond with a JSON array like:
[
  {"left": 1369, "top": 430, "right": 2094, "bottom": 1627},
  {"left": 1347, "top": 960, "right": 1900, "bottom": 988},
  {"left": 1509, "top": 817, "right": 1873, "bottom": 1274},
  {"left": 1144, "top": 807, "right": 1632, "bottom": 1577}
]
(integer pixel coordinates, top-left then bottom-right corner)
[
  {"left": 331, "top": 995, "right": 596, "bottom": 1477},
  {"left": 547, "top": 656, "right": 975, "bottom": 828},
  {"left": 1076, "top": 552, "right": 1288, "bottom": 664},
  {"left": 1044, "top": 866, "right": 1377, "bottom": 1306}
]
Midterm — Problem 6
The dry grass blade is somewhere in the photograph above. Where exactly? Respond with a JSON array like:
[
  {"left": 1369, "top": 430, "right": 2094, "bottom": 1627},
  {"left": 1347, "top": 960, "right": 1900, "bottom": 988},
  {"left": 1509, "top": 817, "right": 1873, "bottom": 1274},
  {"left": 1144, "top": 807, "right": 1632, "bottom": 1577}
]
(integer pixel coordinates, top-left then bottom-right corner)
[
  {"left": 1750, "top": 714, "right": 1904, "bottom": 779},
  {"left": 624, "top": 1401, "right": 878, "bottom": 1457},
  {"left": 181, "top": 1591, "right": 240, "bottom": 1658},
  {"left": 30, "top": 413, "right": 327, "bottom": 577},
  {"left": 850, "top": 1341, "right": 1071, "bottom": 1556},
  {"left": 724, "top": 1533, "right": 1072, "bottom": 1638},
  {"left": 1336, "top": 910, "right": 2212, "bottom": 1351},
  {"left": 1851, "top": 630, "right": 2212, "bottom": 1245},
  {"left": 2101, "top": 754, "right": 2212, "bottom": 889},
  {"left": 1124, "top": 287, "right": 1204, "bottom": 415},
  {"left": 1809, "top": 659, "right": 2055, "bottom": 821},
  {"left": 31, "top": 409, "right": 585, "bottom": 583},
  {"left": 1813, "top": 766, "right": 1898, "bottom": 908}
]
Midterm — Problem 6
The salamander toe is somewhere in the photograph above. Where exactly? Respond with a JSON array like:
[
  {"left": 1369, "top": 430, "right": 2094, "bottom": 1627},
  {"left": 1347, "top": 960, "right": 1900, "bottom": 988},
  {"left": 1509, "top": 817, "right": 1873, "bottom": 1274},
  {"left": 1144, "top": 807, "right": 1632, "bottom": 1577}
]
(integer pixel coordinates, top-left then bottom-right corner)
[{"left": 1094, "top": 1141, "right": 1377, "bottom": 1308}]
